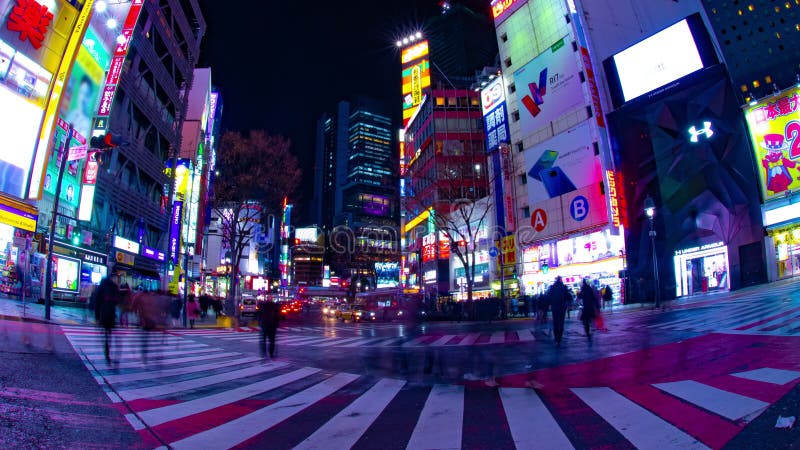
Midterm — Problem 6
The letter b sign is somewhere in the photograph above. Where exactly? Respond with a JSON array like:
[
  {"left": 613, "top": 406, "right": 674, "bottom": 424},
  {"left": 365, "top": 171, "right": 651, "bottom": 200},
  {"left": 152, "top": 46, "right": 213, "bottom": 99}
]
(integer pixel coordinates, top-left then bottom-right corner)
[{"left": 570, "top": 196, "right": 589, "bottom": 222}]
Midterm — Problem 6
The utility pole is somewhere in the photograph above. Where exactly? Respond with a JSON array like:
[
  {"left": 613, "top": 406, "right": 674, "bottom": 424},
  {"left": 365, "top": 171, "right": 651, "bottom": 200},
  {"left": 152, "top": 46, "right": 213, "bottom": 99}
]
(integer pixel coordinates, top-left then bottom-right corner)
[{"left": 45, "top": 125, "right": 74, "bottom": 321}]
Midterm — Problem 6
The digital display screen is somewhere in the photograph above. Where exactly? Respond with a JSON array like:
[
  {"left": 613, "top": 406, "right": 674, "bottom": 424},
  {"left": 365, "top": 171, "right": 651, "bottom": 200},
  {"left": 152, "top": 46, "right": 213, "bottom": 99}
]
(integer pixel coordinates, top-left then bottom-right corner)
[
  {"left": 612, "top": 19, "right": 703, "bottom": 102},
  {"left": 53, "top": 255, "right": 80, "bottom": 292}
]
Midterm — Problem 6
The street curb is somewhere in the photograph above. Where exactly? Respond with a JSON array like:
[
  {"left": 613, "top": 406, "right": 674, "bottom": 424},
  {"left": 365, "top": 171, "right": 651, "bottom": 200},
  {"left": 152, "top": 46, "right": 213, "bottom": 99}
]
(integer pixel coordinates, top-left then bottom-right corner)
[{"left": 0, "top": 314, "right": 51, "bottom": 325}]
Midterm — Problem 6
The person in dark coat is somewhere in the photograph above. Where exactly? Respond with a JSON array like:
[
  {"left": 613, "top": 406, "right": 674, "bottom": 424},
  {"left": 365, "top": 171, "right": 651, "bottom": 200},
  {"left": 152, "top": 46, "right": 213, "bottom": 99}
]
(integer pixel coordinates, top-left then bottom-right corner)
[
  {"left": 578, "top": 279, "right": 600, "bottom": 340},
  {"left": 548, "top": 277, "right": 571, "bottom": 346},
  {"left": 257, "top": 300, "right": 281, "bottom": 358},
  {"left": 94, "top": 275, "right": 120, "bottom": 362}
]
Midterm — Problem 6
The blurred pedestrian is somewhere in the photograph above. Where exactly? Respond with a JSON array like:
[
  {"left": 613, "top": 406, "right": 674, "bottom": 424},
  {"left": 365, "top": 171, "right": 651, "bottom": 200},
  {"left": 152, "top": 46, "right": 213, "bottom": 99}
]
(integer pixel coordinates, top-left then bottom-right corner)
[
  {"left": 198, "top": 294, "right": 210, "bottom": 319},
  {"left": 548, "top": 276, "right": 570, "bottom": 347},
  {"left": 94, "top": 275, "right": 120, "bottom": 363},
  {"left": 602, "top": 284, "right": 613, "bottom": 312},
  {"left": 169, "top": 295, "right": 182, "bottom": 327},
  {"left": 257, "top": 300, "right": 281, "bottom": 358},
  {"left": 187, "top": 295, "right": 200, "bottom": 328},
  {"left": 578, "top": 279, "right": 600, "bottom": 340}
]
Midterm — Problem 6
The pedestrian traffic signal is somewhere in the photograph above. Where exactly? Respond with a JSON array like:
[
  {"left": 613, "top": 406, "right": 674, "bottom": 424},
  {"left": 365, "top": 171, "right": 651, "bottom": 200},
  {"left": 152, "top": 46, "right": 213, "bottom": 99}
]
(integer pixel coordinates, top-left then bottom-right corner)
[
  {"left": 89, "top": 133, "right": 128, "bottom": 149},
  {"left": 541, "top": 262, "right": 549, "bottom": 274}
]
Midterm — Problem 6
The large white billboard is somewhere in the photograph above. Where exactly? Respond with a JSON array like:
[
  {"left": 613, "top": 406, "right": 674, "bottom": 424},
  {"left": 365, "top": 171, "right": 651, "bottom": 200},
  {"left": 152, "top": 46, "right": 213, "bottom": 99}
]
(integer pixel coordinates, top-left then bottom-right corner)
[
  {"left": 612, "top": 19, "right": 703, "bottom": 103},
  {"left": 514, "top": 36, "right": 583, "bottom": 138},
  {"left": 523, "top": 121, "right": 607, "bottom": 240}
]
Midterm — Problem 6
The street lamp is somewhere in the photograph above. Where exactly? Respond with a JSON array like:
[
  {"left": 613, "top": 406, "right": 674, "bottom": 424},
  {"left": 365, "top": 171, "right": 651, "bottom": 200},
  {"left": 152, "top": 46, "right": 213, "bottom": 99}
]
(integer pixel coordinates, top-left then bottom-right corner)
[{"left": 643, "top": 195, "right": 660, "bottom": 309}]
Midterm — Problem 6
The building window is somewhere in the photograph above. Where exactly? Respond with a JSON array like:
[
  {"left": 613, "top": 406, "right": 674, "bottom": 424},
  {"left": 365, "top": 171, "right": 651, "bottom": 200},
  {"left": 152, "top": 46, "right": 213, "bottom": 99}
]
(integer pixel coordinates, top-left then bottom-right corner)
[
  {"left": 448, "top": 97, "right": 457, "bottom": 107},
  {"left": 501, "top": 33, "right": 508, "bottom": 42},
  {"left": 471, "top": 97, "right": 480, "bottom": 106},
  {"left": 516, "top": 141, "right": 524, "bottom": 152},
  {"left": 512, "top": 110, "right": 520, "bottom": 121},
  {"left": 504, "top": 57, "right": 512, "bottom": 68},
  {"left": 518, "top": 174, "right": 527, "bottom": 185},
  {"left": 522, "top": 206, "right": 530, "bottom": 218},
  {"left": 508, "top": 83, "right": 515, "bottom": 94},
  {"left": 436, "top": 97, "right": 445, "bottom": 106}
]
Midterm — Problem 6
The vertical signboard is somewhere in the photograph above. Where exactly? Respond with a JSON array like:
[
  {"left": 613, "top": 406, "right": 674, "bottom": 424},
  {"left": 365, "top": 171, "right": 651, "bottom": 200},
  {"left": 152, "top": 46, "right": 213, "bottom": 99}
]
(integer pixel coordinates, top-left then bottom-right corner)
[
  {"left": 95, "top": 0, "right": 144, "bottom": 122},
  {"left": 744, "top": 87, "right": 800, "bottom": 201},
  {"left": 169, "top": 201, "right": 183, "bottom": 264},
  {"left": 481, "top": 77, "right": 510, "bottom": 152},
  {"left": 401, "top": 40, "right": 430, "bottom": 127}
]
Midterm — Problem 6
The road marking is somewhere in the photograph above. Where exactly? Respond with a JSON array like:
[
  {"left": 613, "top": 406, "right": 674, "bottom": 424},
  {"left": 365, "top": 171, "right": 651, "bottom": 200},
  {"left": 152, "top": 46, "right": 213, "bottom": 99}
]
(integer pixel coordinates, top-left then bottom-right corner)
[
  {"left": 489, "top": 331, "right": 506, "bottom": 344},
  {"left": 312, "top": 337, "right": 366, "bottom": 347},
  {"left": 103, "top": 356, "right": 263, "bottom": 384},
  {"left": 572, "top": 387, "right": 709, "bottom": 450},
  {"left": 89, "top": 351, "right": 241, "bottom": 370},
  {"left": 731, "top": 368, "right": 800, "bottom": 385},
  {"left": 117, "top": 361, "right": 290, "bottom": 402},
  {"left": 341, "top": 337, "right": 389, "bottom": 347},
  {"left": 372, "top": 337, "right": 404, "bottom": 347},
  {"left": 457, "top": 333, "right": 480, "bottom": 346},
  {"left": 81, "top": 347, "right": 223, "bottom": 363},
  {"left": 406, "top": 384, "right": 464, "bottom": 450},
  {"left": 294, "top": 378, "right": 406, "bottom": 450},
  {"left": 124, "top": 413, "right": 146, "bottom": 431},
  {"left": 403, "top": 335, "right": 433, "bottom": 347},
  {"left": 429, "top": 335, "right": 456, "bottom": 346},
  {"left": 169, "top": 372, "right": 359, "bottom": 450},
  {"left": 499, "top": 388, "right": 573, "bottom": 450},
  {"left": 139, "top": 366, "right": 320, "bottom": 427},
  {"left": 653, "top": 380, "right": 769, "bottom": 421},
  {"left": 516, "top": 329, "right": 536, "bottom": 342}
]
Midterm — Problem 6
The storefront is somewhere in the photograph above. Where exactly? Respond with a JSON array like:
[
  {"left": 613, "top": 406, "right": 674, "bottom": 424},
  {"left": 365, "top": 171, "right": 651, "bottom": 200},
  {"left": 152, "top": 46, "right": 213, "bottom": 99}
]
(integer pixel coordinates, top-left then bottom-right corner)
[
  {"left": 766, "top": 222, "right": 800, "bottom": 280},
  {"left": 51, "top": 241, "right": 108, "bottom": 302},
  {"left": 520, "top": 228, "right": 626, "bottom": 304},
  {"left": 673, "top": 241, "right": 729, "bottom": 297}
]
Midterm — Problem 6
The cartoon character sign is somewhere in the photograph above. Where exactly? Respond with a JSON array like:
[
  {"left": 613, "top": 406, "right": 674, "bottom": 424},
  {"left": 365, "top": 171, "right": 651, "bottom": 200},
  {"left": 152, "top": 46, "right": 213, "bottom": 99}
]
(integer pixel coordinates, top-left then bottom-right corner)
[{"left": 761, "top": 133, "right": 796, "bottom": 195}]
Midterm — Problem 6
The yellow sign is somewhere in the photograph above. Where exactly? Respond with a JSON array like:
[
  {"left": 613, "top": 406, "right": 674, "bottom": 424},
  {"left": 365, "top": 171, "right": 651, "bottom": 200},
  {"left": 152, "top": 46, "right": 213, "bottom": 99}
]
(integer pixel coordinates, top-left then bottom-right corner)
[
  {"left": 401, "top": 41, "right": 428, "bottom": 64},
  {"left": 0, "top": 195, "right": 38, "bottom": 232},
  {"left": 499, "top": 234, "right": 516, "bottom": 267},
  {"left": 745, "top": 87, "right": 800, "bottom": 201}
]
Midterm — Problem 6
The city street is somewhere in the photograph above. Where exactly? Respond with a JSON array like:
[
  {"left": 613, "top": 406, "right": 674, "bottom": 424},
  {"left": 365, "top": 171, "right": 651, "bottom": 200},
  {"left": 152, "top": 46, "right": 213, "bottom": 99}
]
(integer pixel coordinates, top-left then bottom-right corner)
[{"left": 3, "top": 280, "right": 800, "bottom": 449}]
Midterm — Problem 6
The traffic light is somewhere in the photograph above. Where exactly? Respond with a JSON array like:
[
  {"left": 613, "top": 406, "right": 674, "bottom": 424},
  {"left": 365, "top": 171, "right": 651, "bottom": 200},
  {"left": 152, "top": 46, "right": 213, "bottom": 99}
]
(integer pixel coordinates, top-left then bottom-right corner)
[
  {"left": 72, "top": 232, "right": 80, "bottom": 245},
  {"left": 90, "top": 133, "right": 128, "bottom": 149}
]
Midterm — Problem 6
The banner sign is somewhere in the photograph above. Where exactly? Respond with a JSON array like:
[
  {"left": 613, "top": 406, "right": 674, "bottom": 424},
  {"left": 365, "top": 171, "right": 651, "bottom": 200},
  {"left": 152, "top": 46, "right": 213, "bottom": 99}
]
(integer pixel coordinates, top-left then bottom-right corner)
[
  {"left": 169, "top": 200, "right": 183, "bottom": 263},
  {"left": 514, "top": 37, "right": 584, "bottom": 138},
  {"left": 744, "top": 87, "right": 800, "bottom": 201},
  {"left": 481, "top": 77, "right": 510, "bottom": 153}
]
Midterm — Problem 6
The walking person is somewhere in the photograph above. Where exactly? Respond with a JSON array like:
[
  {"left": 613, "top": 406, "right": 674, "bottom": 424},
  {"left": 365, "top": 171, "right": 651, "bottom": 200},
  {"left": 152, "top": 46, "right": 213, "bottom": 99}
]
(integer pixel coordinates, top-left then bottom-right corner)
[
  {"left": 187, "top": 295, "right": 200, "bottom": 328},
  {"left": 257, "top": 299, "right": 281, "bottom": 358},
  {"left": 602, "top": 284, "right": 614, "bottom": 312},
  {"left": 578, "top": 279, "right": 600, "bottom": 341},
  {"left": 94, "top": 275, "right": 120, "bottom": 363},
  {"left": 548, "top": 277, "right": 571, "bottom": 347}
]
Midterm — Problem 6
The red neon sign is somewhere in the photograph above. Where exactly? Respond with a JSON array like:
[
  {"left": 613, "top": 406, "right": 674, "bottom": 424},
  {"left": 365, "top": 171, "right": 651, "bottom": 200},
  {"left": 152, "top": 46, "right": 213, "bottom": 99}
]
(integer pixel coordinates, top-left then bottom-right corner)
[
  {"left": 491, "top": 0, "right": 521, "bottom": 19},
  {"left": 6, "top": 0, "right": 53, "bottom": 50},
  {"left": 606, "top": 170, "right": 621, "bottom": 228}
]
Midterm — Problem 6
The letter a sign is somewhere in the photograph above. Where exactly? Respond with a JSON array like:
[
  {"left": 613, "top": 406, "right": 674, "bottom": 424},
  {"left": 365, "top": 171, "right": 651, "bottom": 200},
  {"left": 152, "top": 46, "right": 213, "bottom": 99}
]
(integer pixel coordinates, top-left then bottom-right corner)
[{"left": 531, "top": 208, "right": 547, "bottom": 232}]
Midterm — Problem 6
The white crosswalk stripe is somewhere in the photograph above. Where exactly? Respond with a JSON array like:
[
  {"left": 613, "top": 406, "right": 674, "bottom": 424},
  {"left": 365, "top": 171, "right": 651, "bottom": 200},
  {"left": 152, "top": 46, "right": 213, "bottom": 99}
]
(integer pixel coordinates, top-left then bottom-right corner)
[
  {"left": 103, "top": 356, "right": 264, "bottom": 383},
  {"left": 169, "top": 372, "right": 360, "bottom": 450},
  {"left": 653, "top": 380, "right": 769, "bottom": 421},
  {"left": 500, "top": 387, "right": 574, "bottom": 450},
  {"left": 571, "top": 387, "right": 709, "bottom": 450},
  {"left": 294, "top": 378, "right": 406, "bottom": 450},
  {"left": 406, "top": 384, "right": 464, "bottom": 450}
]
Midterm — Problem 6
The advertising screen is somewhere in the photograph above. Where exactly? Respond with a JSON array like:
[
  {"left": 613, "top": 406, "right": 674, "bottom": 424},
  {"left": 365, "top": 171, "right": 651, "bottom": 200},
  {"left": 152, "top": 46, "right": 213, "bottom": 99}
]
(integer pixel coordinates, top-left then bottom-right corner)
[
  {"left": 0, "top": 38, "right": 50, "bottom": 198},
  {"left": 53, "top": 254, "right": 80, "bottom": 292},
  {"left": 556, "top": 230, "right": 624, "bottom": 266},
  {"left": 295, "top": 227, "right": 318, "bottom": 243},
  {"left": 523, "top": 121, "right": 607, "bottom": 239},
  {"left": 514, "top": 37, "right": 583, "bottom": 138},
  {"left": 612, "top": 20, "right": 702, "bottom": 103},
  {"left": 744, "top": 87, "right": 800, "bottom": 201},
  {"left": 375, "top": 262, "right": 399, "bottom": 288}
]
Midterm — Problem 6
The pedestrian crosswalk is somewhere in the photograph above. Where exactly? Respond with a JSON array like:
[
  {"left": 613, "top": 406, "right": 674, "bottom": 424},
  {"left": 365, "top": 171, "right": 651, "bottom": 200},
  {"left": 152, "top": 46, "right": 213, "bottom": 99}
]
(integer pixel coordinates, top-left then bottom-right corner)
[
  {"left": 637, "top": 293, "right": 800, "bottom": 335},
  {"left": 172, "top": 327, "right": 539, "bottom": 348},
  {"left": 61, "top": 326, "right": 800, "bottom": 449}
]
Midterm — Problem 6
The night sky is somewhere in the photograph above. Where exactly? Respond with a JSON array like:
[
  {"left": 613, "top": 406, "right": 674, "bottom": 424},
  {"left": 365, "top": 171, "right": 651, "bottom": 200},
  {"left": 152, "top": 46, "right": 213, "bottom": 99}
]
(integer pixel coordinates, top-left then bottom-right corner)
[{"left": 196, "top": 0, "right": 494, "bottom": 219}]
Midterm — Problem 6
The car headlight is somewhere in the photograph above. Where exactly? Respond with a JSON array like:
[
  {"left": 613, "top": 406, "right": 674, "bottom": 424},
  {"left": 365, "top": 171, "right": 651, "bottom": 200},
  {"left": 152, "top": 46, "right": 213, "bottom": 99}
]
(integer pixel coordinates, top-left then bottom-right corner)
[
  {"left": 322, "top": 307, "right": 329, "bottom": 314},
  {"left": 398, "top": 311, "right": 403, "bottom": 315},
  {"left": 370, "top": 311, "right": 375, "bottom": 317},
  {"left": 355, "top": 311, "right": 362, "bottom": 316}
]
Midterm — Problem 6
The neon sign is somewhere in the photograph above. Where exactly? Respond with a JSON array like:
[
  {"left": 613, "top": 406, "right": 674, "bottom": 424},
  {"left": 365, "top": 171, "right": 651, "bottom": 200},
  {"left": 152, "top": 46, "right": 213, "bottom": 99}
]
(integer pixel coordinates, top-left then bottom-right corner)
[
  {"left": 7, "top": 0, "right": 53, "bottom": 50},
  {"left": 606, "top": 170, "right": 621, "bottom": 228},
  {"left": 491, "top": 0, "right": 522, "bottom": 19},
  {"left": 401, "top": 41, "right": 428, "bottom": 64},
  {"left": 688, "top": 121, "right": 714, "bottom": 143}
]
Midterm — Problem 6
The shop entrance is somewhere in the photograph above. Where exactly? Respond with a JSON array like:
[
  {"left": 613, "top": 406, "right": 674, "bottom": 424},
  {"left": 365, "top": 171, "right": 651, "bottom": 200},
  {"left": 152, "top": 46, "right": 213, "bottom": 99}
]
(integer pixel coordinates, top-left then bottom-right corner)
[{"left": 674, "top": 244, "right": 729, "bottom": 297}]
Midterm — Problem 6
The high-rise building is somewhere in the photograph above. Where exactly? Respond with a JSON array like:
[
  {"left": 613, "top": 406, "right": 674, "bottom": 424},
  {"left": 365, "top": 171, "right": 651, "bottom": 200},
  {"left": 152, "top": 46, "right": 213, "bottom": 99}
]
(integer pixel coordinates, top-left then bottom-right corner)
[
  {"left": 89, "top": 1, "right": 206, "bottom": 290},
  {"left": 397, "top": 4, "right": 497, "bottom": 299},
  {"left": 312, "top": 98, "right": 398, "bottom": 288}
]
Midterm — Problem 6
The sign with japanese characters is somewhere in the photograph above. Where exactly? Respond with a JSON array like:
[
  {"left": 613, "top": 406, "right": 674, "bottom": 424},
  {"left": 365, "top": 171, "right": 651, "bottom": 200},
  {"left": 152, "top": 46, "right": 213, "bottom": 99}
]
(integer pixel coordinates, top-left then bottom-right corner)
[
  {"left": 401, "top": 39, "right": 430, "bottom": 127},
  {"left": 95, "top": 0, "right": 144, "bottom": 118},
  {"left": 481, "top": 77, "right": 509, "bottom": 153},
  {"left": 744, "top": 87, "right": 800, "bottom": 201},
  {"left": 5, "top": 0, "right": 53, "bottom": 50}
]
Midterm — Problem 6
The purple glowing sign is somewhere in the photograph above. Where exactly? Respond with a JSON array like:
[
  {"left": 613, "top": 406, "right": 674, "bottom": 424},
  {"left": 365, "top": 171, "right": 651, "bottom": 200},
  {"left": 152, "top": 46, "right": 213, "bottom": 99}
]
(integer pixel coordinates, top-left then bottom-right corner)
[
  {"left": 169, "top": 201, "right": 183, "bottom": 263},
  {"left": 142, "top": 245, "right": 166, "bottom": 262}
]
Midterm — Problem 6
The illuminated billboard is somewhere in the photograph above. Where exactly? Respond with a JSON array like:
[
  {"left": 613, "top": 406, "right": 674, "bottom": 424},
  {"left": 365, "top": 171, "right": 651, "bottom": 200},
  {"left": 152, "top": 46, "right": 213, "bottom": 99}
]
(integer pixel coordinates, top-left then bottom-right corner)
[
  {"left": 295, "top": 227, "right": 319, "bottom": 244},
  {"left": 523, "top": 121, "right": 607, "bottom": 239},
  {"left": 481, "top": 76, "right": 509, "bottom": 152},
  {"left": 401, "top": 40, "right": 430, "bottom": 128},
  {"left": 0, "top": 0, "right": 93, "bottom": 199},
  {"left": 53, "top": 254, "right": 80, "bottom": 292},
  {"left": 491, "top": 0, "right": 527, "bottom": 25},
  {"left": 603, "top": 14, "right": 718, "bottom": 108},
  {"left": 744, "top": 87, "right": 800, "bottom": 202},
  {"left": 95, "top": 0, "right": 144, "bottom": 120},
  {"left": 514, "top": 37, "right": 583, "bottom": 139}
]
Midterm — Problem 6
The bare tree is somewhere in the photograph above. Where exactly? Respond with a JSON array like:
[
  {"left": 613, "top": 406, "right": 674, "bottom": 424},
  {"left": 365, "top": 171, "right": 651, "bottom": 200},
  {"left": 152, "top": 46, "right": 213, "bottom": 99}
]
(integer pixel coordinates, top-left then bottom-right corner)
[
  {"left": 212, "top": 131, "right": 300, "bottom": 305},
  {"left": 405, "top": 154, "right": 494, "bottom": 303}
]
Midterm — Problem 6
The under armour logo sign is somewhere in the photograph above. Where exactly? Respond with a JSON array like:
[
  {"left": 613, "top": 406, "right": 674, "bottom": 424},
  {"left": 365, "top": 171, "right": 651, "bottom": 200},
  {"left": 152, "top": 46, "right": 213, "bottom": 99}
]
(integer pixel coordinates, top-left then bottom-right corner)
[{"left": 688, "top": 121, "right": 714, "bottom": 143}]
